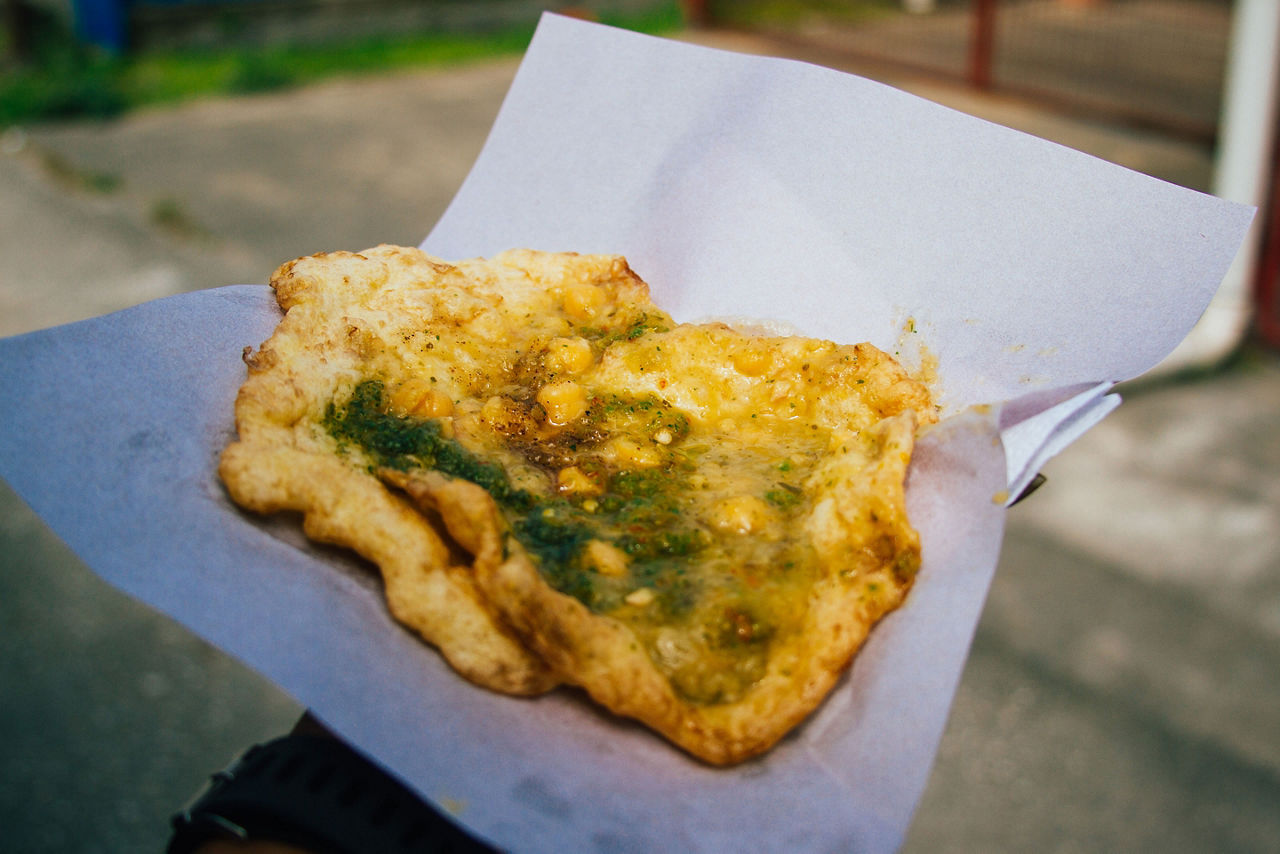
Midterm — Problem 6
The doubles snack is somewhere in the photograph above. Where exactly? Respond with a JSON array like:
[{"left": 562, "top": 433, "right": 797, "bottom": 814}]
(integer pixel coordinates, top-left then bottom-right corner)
[{"left": 220, "top": 245, "right": 936, "bottom": 764}]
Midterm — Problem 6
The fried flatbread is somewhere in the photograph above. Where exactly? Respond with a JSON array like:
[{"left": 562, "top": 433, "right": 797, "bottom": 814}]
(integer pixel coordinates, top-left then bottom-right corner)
[{"left": 220, "top": 245, "right": 936, "bottom": 762}]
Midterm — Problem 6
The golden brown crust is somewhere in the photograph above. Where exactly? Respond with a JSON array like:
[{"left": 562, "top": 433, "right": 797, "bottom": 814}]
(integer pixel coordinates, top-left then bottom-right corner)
[
  {"left": 388, "top": 414, "right": 919, "bottom": 765},
  {"left": 221, "top": 245, "right": 563, "bottom": 696},
  {"left": 220, "top": 244, "right": 934, "bottom": 762}
]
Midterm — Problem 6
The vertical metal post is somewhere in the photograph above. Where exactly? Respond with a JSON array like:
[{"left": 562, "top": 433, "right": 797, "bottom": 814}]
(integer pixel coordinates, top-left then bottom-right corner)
[
  {"left": 1212, "top": 0, "right": 1280, "bottom": 352},
  {"left": 1255, "top": 133, "right": 1280, "bottom": 346},
  {"left": 682, "top": 0, "right": 712, "bottom": 29},
  {"left": 968, "top": 0, "right": 997, "bottom": 90}
]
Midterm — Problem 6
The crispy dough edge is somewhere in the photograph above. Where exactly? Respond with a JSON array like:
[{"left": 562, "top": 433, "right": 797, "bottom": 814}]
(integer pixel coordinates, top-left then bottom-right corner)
[
  {"left": 403, "top": 414, "right": 921, "bottom": 765},
  {"left": 219, "top": 244, "right": 567, "bottom": 696},
  {"left": 219, "top": 441, "right": 559, "bottom": 696},
  {"left": 223, "top": 243, "right": 931, "bottom": 763}
]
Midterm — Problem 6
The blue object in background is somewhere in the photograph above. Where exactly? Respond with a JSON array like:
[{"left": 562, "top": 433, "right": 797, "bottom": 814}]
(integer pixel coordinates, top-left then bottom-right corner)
[{"left": 72, "top": 0, "right": 129, "bottom": 53}]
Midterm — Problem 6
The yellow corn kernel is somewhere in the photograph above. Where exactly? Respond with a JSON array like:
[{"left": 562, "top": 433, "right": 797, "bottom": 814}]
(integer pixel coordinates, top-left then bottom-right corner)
[
  {"left": 557, "top": 465, "right": 601, "bottom": 495},
  {"left": 546, "top": 336, "right": 594, "bottom": 375},
  {"left": 389, "top": 378, "right": 453, "bottom": 417},
  {"left": 537, "top": 380, "right": 588, "bottom": 426},
  {"left": 562, "top": 282, "right": 607, "bottom": 321}
]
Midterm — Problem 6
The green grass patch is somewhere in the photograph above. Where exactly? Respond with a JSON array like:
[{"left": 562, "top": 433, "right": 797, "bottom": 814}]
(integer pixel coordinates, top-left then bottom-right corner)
[
  {"left": 707, "top": 0, "right": 904, "bottom": 28},
  {"left": 0, "top": 2, "right": 687, "bottom": 126}
]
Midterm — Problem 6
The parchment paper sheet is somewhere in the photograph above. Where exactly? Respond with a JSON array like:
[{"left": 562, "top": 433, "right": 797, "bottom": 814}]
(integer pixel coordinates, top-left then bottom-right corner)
[{"left": 0, "top": 14, "right": 1253, "bottom": 853}]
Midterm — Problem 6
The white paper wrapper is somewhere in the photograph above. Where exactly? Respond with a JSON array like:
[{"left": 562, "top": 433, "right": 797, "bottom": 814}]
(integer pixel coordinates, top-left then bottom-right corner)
[{"left": 0, "top": 14, "right": 1253, "bottom": 853}]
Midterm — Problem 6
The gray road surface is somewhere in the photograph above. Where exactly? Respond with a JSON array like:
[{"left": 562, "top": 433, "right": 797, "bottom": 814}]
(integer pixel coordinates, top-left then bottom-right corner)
[{"left": 2, "top": 24, "right": 1278, "bottom": 854}]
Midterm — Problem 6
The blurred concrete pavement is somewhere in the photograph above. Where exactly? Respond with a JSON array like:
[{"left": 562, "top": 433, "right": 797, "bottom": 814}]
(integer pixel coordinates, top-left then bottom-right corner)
[{"left": 2, "top": 23, "right": 1279, "bottom": 854}]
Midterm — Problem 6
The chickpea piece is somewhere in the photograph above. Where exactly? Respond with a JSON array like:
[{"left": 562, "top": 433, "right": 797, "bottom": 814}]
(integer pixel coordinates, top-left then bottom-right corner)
[
  {"left": 537, "top": 380, "right": 588, "bottom": 426},
  {"left": 732, "top": 346, "right": 772, "bottom": 377},
  {"left": 556, "top": 465, "right": 601, "bottom": 495},
  {"left": 584, "top": 539, "right": 629, "bottom": 577},
  {"left": 546, "top": 336, "right": 594, "bottom": 375},
  {"left": 603, "top": 436, "right": 661, "bottom": 468},
  {"left": 709, "top": 495, "right": 775, "bottom": 535},
  {"left": 562, "top": 282, "right": 607, "bottom": 321},
  {"left": 625, "top": 588, "right": 655, "bottom": 606},
  {"left": 389, "top": 378, "right": 453, "bottom": 417}
]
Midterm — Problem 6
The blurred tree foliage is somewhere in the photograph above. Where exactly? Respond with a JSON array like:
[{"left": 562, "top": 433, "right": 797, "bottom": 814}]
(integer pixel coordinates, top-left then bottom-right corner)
[{"left": 0, "top": 0, "right": 685, "bottom": 125}]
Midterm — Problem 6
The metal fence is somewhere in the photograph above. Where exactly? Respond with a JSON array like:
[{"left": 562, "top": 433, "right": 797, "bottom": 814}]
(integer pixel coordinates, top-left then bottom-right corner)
[
  {"left": 710, "top": 0, "right": 1232, "bottom": 144},
  {"left": 980, "top": 0, "right": 1230, "bottom": 142}
]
